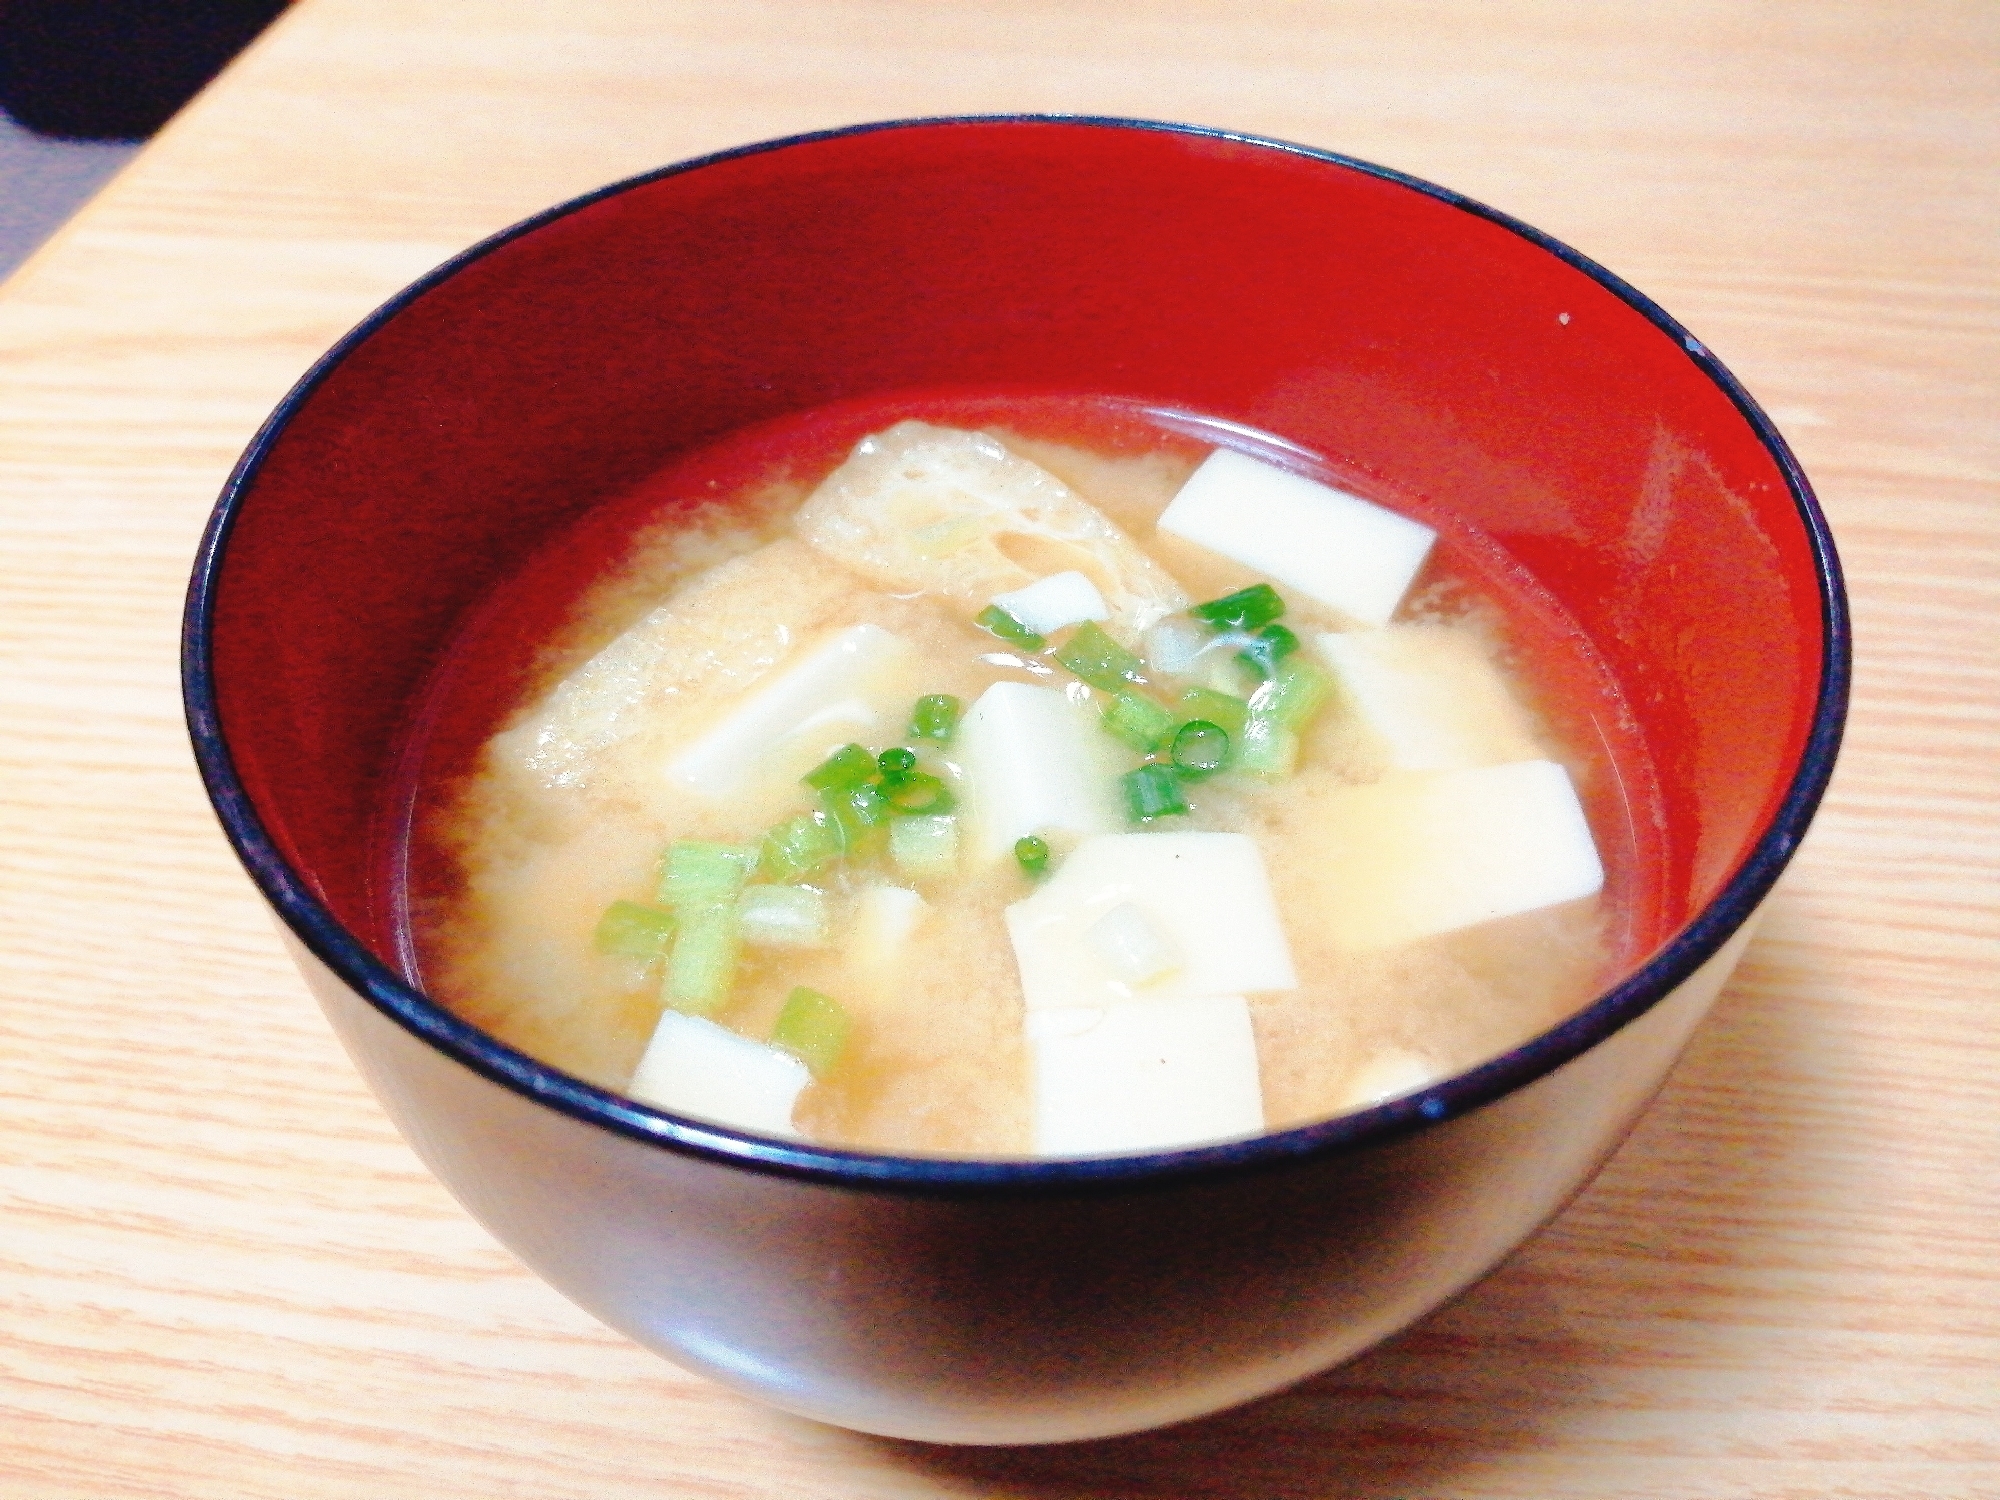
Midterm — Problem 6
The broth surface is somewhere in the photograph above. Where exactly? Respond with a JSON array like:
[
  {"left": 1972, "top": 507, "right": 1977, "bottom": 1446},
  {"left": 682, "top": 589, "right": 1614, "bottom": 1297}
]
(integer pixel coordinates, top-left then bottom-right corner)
[{"left": 393, "top": 395, "right": 1661, "bottom": 1156}]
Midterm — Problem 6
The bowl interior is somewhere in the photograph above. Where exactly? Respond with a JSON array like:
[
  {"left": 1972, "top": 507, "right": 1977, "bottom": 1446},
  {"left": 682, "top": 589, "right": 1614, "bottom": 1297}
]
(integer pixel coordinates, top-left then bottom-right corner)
[{"left": 194, "top": 118, "right": 1835, "bottom": 1140}]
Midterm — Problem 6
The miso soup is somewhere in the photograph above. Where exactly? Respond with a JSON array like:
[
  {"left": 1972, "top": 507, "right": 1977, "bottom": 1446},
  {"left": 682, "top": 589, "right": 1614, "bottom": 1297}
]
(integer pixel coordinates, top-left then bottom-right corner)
[{"left": 391, "top": 395, "right": 1662, "bottom": 1158}]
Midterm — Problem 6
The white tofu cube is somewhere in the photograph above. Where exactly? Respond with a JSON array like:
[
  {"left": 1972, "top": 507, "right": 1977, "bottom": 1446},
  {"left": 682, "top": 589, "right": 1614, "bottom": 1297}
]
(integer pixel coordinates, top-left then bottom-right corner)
[
  {"left": 989, "top": 571, "right": 1111, "bottom": 635},
  {"left": 1085, "top": 902, "right": 1178, "bottom": 985},
  {"left": 1315, "top": 626, "right": 1543, "bottom": 772},
  {"left": 1158, "top": 449, "right": 1435, "bottom": 626},
  {"left": 1315, "top": 759, "right": 1605, "bottom": 949},
  {"left": 664, "top": 624, "right": 916, "bottom": 802},
  {"left": 850, "top": 884, "right": 929, "bottom": 978},
  {"left": 627, "top": 1012, "right": 810, "bottom": 1137},
  {"left": 1339, "top": 1048, "right": 1442, "bottom": 1110},
  {"left": 1005, "top": 832, "right": 1297, "bottom": 1010},
  {"left": 1142, "top": 615, "right": 1210, "bottom": 677},
  {"left": 1029, "top": 995, "right": 1264, "bottom": 1156},
  {"left": 958, "top": 682, "right": 1124, "bottom": 863}
]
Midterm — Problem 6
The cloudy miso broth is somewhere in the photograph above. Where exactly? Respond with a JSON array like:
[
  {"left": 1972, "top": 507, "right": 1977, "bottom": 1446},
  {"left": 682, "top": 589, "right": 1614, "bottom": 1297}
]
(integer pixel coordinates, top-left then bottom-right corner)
[{"left": 389, "top": 394, "right": 1663, "bottom": 1157}]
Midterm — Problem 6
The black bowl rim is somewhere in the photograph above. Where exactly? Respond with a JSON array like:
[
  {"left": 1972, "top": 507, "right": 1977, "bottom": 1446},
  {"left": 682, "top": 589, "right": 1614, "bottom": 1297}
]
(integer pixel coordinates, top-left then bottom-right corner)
[{"left": 182, "top": 113, "right": 1850, "bottom": 1199}]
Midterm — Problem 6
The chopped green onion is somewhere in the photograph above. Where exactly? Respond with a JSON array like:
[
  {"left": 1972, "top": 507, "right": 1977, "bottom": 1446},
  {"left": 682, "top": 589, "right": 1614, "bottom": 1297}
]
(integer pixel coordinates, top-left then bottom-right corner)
[
  {"left": 1236, "top": 622, "right": 1301, "bottom": 678},
  {"left": 659, "top": 840, "right": 758, "bottom": 909},
  {"left": 804, "top": 742, "right": 879, "bottom": 792},
  {"left": 976, "top": 604, "right": 1046, "bottom": 652},
  {"left": 1054, "top": 621, "right": 1145, "bottom": 692},
  {"left": 877, "top": 746, "right": 918, "bottom": 776},
  {"left": 1191, "top": 582, "right": 1286, "bottom": 632},
  {"left": 1101, "top": 688, "right": 1177, "bottom": 754},
  {"left": 819, "top": 781, "right": 891, "bottom": 860},
  {"left": 891, "top": 814, "right": 958, "bottom": 880},
  {"left": 1235, "top": 716, "right": 1300, "bottom": 778},
  {"left": 760, "top": 809, "right": 844, "bottom": 882},
  {"left": 1169, "top": 719, "right": 1231, "bottom": 778},
  {"left": 881, "top": 771, "right": 955, "bottom": 815},
  {"left": 1122, "top": 763, "right": 1190, "bottom": 821},
  {"left": 836, "top": 779, "right": 892, "bottom": 824},
  {"left": 909, "top": 693, "right": 961, "bottom": 742},
  {"left": 771, "top": 986, "right": 852, "bottom": 1077},
  {"left": 1174, "top": 685, "right": 1250, "bottom": 745},
  {"left": 1249, "top": 655, "right": 1332, "bottom": 730},
  {"left": 739, "top": 884, "right": 830, "bottom": 948},
  {"left": 592, "top": 900, "right": 676, "bottom": 960},
  {"left": 1014, "top": 834, "right": 1051, "bottom": 876},
  {"left": 665, "top": 904, "right": 739, "bottom": 1014}
]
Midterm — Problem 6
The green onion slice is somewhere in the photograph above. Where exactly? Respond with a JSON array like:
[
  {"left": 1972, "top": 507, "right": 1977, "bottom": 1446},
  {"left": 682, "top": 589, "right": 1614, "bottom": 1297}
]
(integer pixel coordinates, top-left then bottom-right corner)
[
  {"left": 659, "top": 840, "right": 758, "bottom": 909},
  {"left": 760, "top": 810, "right": 843, "bottom": 882},
  {"left": 738, "top": 884, "right": 830, "bottom": 949},
  {"left": 976, "top": 604, "right": 1046, "bottom": 652},
  {"left": 592, "top": 900, "right": 676, "bottom": 960},
  {"left": 1014, "top": 835, "right": 1051, "bottom": 876},
  {"left": 909, "top": 693, "right": 961, "bottom": 742},
  {"left": 1236, "top": 622, "right": 1301, "bottom": 678},
  {"left": 1173, "top": 685, "right": 1250, "bottom": 745},
  {"left": 1248, "top": 656, "right": 1331, "bottom": 730},
  {"left": 1101, "top": 688, "right": 1177, "bottom": 754},
  {"left": 1054, "top": 622, "right": 1145, "bottom": 692},
  {"left": 881, "top": 772, "right": 955, "bottom": 815},
  {"left": 1170, "top": 719, "right": 1231, "bottom": 778},
  {"left": 665, "top": 904, "right": 739, "bottom": 1014},
  {"left": 877, "top": 746, "right": 918, "bottom": 776},
  {"left": 819, "top": 782, "right": 891, "bottom": 861},
  {"left": 891, "top": 814, "right": 958, "bottom": 880},
  {"left": 804, "top": 742, "right": 879, "bottom": 792},
  {"left": 771, "top": 986, "right": 853, "bottom": 1077},
  {"left": 1191, "top": 582, "right": 1285, "bottom": 632},
  {"left": 1121, "top": 763, "right": 1190, "bottom": 821},
  {"left": 1235, "top": 716, "right": 1300, "bottom": 778}
]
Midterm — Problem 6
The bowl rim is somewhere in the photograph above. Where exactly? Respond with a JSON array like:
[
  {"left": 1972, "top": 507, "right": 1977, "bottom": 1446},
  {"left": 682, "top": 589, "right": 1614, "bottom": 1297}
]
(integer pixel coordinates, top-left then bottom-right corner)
[{"left": 182, "top": 113, "right": 1851, "bottom": 1198}]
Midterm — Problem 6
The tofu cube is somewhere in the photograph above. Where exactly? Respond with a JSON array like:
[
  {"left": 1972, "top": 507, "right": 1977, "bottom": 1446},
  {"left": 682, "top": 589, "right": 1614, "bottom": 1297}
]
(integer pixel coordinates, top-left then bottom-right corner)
[
  {"left": 958, "top": 682, "right": 1124, "bottom": 863},
  {"left": 664, "top": 624, "right": 916, "bottom": 803},
  {"left": 627, "top": 1012, "right": 810, "bottom": 1137},
  {"left": 1005, "top": 832, "right": 1297, "bottom": 1010},
  {"left": 1028, "top": 995, "right": 1264, "bottom": 1156},
  {"left": 1084, "top": 901, "right": 1178, "bottom": 985},
  {"left": 989, "top": 570, "right": 1111, "bottom": 635},
  {"left": 1339, "top": 1048, "right": 1442, "bottom": 1110},
  {"left": 1315, "top": 759, "right": 1605, "bottom": 949},
  {"left": 1315, "top": 626, "right": 1543, "bottom": 772},
  {"left": 1158, "top": 449, "right": 1435, "bottom": 626},
  {"left": 849, "top": 883, "right": 929, "bottom": 978}
]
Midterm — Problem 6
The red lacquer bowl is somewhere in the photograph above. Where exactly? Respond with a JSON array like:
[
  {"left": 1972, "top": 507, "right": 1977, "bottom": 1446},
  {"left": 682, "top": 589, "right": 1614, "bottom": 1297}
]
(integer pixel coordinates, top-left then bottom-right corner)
[{"left": 185, "top": 117, "right": 1847, "bottom": 1443}]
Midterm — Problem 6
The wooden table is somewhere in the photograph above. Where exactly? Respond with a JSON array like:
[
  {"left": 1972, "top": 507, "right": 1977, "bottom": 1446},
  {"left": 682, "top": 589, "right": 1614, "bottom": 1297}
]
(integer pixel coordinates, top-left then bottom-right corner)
[{"left": 3, "top": 1, "right": 1994, "bottom": 1493}]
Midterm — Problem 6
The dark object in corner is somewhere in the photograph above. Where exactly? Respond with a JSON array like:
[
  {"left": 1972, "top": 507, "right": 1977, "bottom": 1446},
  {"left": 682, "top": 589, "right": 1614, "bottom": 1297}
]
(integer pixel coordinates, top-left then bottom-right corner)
[{"left": 0, "top": 0, "right": 290, "bottom": 141}]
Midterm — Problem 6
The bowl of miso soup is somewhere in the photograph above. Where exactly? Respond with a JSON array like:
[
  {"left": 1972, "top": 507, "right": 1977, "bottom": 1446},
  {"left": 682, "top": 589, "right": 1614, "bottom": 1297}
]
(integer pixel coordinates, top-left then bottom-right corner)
[{"left": 185, "top": 116, "right": 1848, "bottom": 1444}]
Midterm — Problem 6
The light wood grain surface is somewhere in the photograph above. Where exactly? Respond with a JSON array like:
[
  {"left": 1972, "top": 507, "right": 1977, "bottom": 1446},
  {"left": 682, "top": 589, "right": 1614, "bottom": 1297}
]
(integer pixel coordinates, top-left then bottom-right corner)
[{"left": 2, "top": 1, "right": 1995, "bottom": 1494}]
